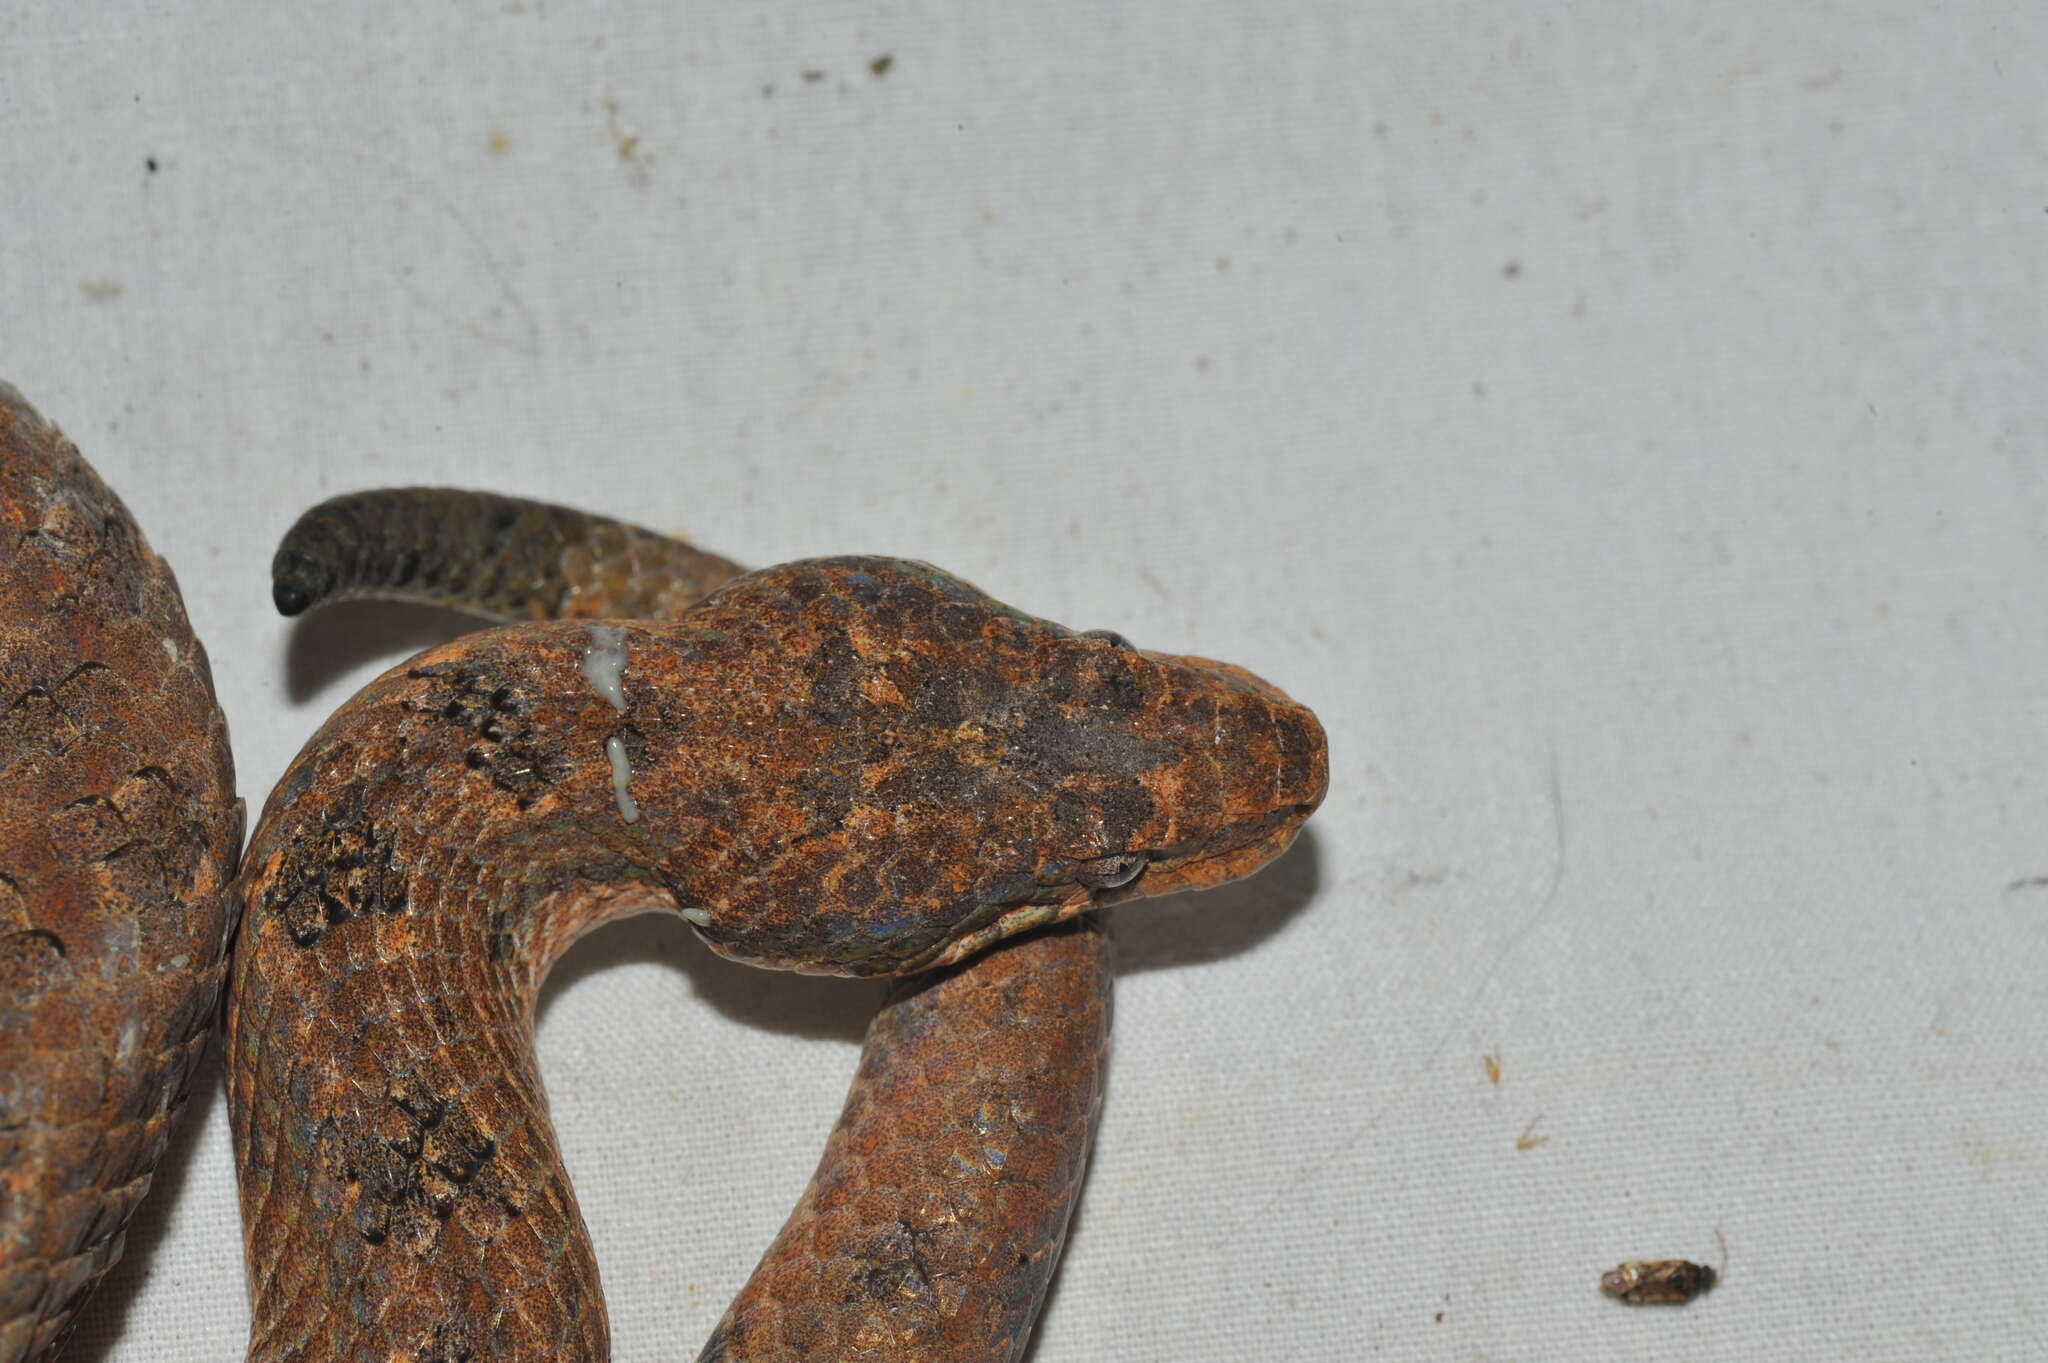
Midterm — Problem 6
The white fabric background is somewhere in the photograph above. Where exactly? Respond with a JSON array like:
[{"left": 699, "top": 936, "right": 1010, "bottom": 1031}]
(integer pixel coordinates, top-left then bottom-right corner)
[{"left": 5, "top": 3, "right": 2044, "bottom": 1360}]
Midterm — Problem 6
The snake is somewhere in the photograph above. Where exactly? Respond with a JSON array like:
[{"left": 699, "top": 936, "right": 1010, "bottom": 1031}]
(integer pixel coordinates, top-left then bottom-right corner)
[
  {"left": 236, "top": 489, "right": 1325, "bottom": 1361},
  {"left": 0, "top": 385, "right": 242, "bottom": 1363},
  {"left": 0, "top": 432, "right": 1325, "bottom": 1361}
]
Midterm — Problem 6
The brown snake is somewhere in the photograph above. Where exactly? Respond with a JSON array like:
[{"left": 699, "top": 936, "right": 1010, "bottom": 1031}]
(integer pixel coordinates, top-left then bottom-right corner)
[
  {"left": 237, "top": 489, "right": 1325, "bottom": 1361},
  {"left": 0, "top": 439, "right": 1324, "bottom": 1361},
  {"left": 0, "top": 386, "right": 242, "bottom": 1363}
]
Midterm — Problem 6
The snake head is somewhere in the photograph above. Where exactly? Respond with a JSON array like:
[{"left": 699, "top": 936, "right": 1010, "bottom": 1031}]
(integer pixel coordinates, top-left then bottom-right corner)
[
  {"left": 888, "top": 635, "right": 1329, "bottom": 971},
  {"left": 673, "top": 558, "right": 1327, "bottom": 975}
]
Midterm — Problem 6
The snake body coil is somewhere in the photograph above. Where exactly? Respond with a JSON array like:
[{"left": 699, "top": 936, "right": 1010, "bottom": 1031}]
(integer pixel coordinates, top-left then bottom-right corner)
[{"left": 0, "top": 386, "right": 241, "bottom": 1363}]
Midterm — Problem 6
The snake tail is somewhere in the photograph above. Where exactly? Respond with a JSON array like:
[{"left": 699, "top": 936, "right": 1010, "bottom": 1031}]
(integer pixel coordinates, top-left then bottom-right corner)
[{"left": 270, "top": 487, "right": 744, "bottom": 622}]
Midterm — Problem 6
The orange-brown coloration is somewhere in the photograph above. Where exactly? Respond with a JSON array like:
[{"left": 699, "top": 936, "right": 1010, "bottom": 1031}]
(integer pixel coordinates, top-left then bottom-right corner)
[
  {"left": 1598, "top": 1258, "right": 1714, "bottom": 1305},
  {"left": 1515, "top": 1114, "right": 1547, "bottom": 1150},
  {"left": 1483, "top": 1047, "right": 1501, "bottom": 1085},
  {"left": 232, "top": 493, "right": 1326, "bottom": 1361},
  {"left": 0, "top": 385, "right": 241, "bottom": 1363},
  {"left": 701, "top": 918, "right": 1110, "bottom": 1362}
]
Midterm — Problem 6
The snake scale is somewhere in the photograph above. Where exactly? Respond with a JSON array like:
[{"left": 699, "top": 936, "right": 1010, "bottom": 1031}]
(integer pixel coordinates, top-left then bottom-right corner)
[
  {"left": 0, "top": 386, "right": 241, "bottom": 1363},
  {"left": 1, "top": 398, "right": 1327, "bottom": 1362}
]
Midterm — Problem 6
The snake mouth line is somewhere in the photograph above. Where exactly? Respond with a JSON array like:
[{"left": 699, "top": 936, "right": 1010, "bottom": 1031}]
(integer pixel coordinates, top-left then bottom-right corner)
[
  {"left": 900, "top": 799, "right": 1316, "bottom": 974},
  {"left": 1098, "top": 801, "right": 1317, "bottom": 907}
]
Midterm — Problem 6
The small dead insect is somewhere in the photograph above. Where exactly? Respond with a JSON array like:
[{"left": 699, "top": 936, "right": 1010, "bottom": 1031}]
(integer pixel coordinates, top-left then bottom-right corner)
[
  {"left": 1599, "top": 1258, "right": 1715, "bottom": 1305},
  {"left": 1483, "top": 1046, "right": 1502, "bottom": 1084},
  {"left": 1515, "top": 1113, "right": 1547, "bottom": 1150}
]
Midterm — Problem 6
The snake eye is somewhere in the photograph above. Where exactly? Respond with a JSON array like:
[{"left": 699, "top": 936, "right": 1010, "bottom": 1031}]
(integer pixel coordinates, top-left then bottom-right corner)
[
  {"left": 1080, "top": 629, "right": 1133, "bottom": 651},
  {"left": 1074, "top": 853, "right": 1146, "bottom": 890}
]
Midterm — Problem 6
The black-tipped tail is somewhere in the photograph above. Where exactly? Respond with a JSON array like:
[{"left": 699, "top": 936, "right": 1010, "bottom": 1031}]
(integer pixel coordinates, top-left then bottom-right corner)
[{"left": 269, "top": 488, "right": 745, "bottom": 624}]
